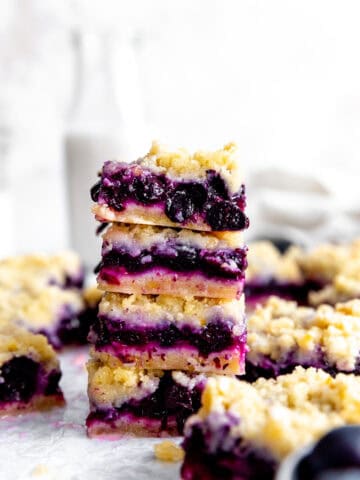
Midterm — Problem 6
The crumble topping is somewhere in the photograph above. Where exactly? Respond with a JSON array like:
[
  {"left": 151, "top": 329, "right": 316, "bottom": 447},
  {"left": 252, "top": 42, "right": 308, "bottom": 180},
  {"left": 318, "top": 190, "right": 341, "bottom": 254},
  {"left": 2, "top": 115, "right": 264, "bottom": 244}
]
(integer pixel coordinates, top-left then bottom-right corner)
[
  {"left": 0, "top": 323, "right": 59, "bottom": 370},
  {"left": 104, "top": 223, "right": 244, "bottom": 250},
  {"left": 192, "top": 367, "right": 360, "bottom": 461},
  {"left": 248, "top": 296, "right": 360, "bottom": 371},
  {"left": 88, "top": 351, "right": 208, "bottom": 409},
  {"left": 309, "top": 257, "right": 360, "bottom": 305},
  {"left": 87, "top": 352, "right": 163, "bottom": 408},
  {"left": 0, "top": 251, "right": 82, "bottom": 290},
  {"left": 246, "top": 242, "right": 302, "bottom": 283},
  {"left": 154, "top": 441, "right": 184, "bottom": 462},
  {"left": 299, "top": 239, "right": 360, "bottom": 283},
  {"left": 99, "top": 292, "right": 245, "bottom": 328},
  {"left": 0, "top": 285, "right": 84, "bottom": 329},
  {"left": 137, "top": 141, "right": 243, "bottom": 194}
]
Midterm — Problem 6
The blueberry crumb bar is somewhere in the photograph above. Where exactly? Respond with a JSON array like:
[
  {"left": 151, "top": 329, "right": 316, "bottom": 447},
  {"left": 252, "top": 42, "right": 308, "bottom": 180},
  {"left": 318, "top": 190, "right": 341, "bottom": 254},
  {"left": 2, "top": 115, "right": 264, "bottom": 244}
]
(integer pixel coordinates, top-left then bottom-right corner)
[
  {"left": 96, "top": 223, "right": 247, "bottom": 299},
  {"left": 89, "top": 292, "right": 246, "bottom": 375},
  {"left": 245, "top": 296, "right": 360, "bottom": 382},
  {"left": 181, "top": 367, "right": 360, "bottom": 480},
  {"left": 0, "top": 323, "right": 64, "bottom": 413},
  {"left": 86, "top": 352, "right": 208, "bottom": 437},
  {"left": 91, "top": 141, "right": 249, "bottom": 232},
  {"left": 0, "top": 285, "right": 85, "bottom": 349}
]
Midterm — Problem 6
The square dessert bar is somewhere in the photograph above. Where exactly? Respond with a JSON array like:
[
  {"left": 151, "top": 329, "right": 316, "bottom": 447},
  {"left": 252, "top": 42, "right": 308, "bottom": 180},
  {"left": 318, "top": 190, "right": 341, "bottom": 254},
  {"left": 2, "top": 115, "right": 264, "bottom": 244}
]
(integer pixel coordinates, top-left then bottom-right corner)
[
  {"left": 0, "top": 251, "right": 84, "bottom": 290},
  {"left": 181, "top": 367, "right": 360, "bottom": 480},
  {"left": 91, "top": 141, "right": 249, "bottom": 232},
  {"left": 96, "top": 223, "right": 247, "bottom": 298},
  {"left": 298, "top": 239, "right": 360, "bottom": 305},
  {"left": 245, "top": 242, "right": 318, "bottom": 308},
  {"left": 0, "top": 285, "right": 85, "bottom": 349},
  {"left": 89, "top": 292, "right": 247, "bottom": 375},
  {"left": 0, "top": 323, "right": 64, "bottom": 413},
  {"left": 86, "top": 352, "right": 209, "bottom": 437},
  {"left": 245, "top": 296, "right": 360, "bottom": 382}
]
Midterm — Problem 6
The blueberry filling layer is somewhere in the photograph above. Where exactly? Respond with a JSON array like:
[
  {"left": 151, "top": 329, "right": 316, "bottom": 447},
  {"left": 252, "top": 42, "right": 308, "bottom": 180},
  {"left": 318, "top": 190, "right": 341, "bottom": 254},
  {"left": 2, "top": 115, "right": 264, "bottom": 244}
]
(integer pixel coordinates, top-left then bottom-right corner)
[
  {"left": 181, "top": 414, "right": 276, "bottom": 480},
  {"left": 243, "top": 350, "right": 354, "bottom": 383},
  {"left": 37, "top": 305, "right": 90, "bottom": 349},
  {"left": 91, "top": 316, "right": 245, "bottom": 357},
  {"left": 91, "top": 163, "right": 249, "bottom": 231},
  {"left": 96, "top": 243, "right": 248, "bottom": 280},
  {"left": 0, "top": 356, "right": 62, "bottom": 404},
  {"left": 245, "top": 280, "right": 322, "bottom": 306},
  {"left": 87, "top": 371, "right": 204, "bottom": 434}
]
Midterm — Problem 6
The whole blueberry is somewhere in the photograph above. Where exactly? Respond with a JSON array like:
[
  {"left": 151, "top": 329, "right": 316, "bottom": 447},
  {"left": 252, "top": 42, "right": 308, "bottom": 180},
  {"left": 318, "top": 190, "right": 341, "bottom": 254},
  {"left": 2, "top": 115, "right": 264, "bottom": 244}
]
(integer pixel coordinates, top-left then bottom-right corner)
[
  {"left": 206, "top": 201, "right": 249, "bottom": 231},
  {"left": 206, "top": 170, "right": 229, "bottom": 199},
  {"left": 133, "top": 174, "right": 166, "bottom": 204},
  {"left": 165, "top": 184, "right": 207, "bottom": 223},
  {"left": 196, "top": 319, "right": 233, "bottom": 356},
  {"left": 297, "top": 426, "right": 360, "bottom": 480}
]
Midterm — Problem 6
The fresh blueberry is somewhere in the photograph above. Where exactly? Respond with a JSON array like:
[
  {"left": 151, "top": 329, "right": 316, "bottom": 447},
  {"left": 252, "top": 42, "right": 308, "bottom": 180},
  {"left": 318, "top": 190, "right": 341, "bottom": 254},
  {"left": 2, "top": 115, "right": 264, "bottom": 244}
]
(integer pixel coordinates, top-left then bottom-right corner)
[
  {"left": 90, "top": 180, "right": 101, "bottom": 202},
  {"left": 206, "top": 170, "right": 229, "bottom": 199},
  {"left": 165, "top": 184, "right": 207, "bottom": 223},
  {"left": 133, "top": 175, "right": 166, "bottom": 204},
  {"left": 297, "top": 426, "right": 360, "bottom": 480},
  {"left": 206, "top": 201, "right": 249, "bottom": 231}
]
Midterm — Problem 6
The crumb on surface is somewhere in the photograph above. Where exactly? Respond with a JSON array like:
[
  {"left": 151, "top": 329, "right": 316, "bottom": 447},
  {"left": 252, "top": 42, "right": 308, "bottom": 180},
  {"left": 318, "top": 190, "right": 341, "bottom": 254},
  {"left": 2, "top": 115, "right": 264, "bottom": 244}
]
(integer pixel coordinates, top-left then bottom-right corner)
[
  {"left": 154, "top": 440, "right": 184, "bottom": 462},
  {"left": 30, "top": 464, "right": 49, "bottom": 476}
]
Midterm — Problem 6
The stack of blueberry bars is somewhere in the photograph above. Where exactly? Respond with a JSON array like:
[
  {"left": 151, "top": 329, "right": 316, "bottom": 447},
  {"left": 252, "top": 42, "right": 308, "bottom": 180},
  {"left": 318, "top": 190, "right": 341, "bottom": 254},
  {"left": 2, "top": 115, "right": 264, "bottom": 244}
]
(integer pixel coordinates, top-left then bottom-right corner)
[{"left": 87, "top": 141, "right": 249, "bottom": 437}]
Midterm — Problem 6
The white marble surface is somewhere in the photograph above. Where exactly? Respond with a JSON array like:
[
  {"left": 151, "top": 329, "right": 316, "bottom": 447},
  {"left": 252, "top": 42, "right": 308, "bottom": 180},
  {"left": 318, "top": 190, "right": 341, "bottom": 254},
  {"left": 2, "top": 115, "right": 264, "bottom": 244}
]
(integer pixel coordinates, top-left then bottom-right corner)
[{"left": 0, "top": 348, "right": 181, "bottom": 480}]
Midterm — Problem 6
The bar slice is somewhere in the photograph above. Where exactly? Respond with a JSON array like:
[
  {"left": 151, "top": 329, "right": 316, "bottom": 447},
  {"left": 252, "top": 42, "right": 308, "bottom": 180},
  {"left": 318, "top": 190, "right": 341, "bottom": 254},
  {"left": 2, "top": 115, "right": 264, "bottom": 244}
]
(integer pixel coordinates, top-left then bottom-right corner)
[
  {"left": 0, "top": 285, "right": 85, "bottom": 349},
  {"left": 181, "top": 367, "right": 360, "bottom": 480},
  {"left": 90, "top": 292, "right": 247, "bottom": 375},
  {"left": 0, "top": 323, "right": 64, "bottom": 413},
  {"left": 0, "top": 251, "right": 84, "bottom": 290},
  {"left": 86, "top": 352, "right": 208, "bottom": 438},
  {"left": 91, "top": 141, "right": 249, "bottom": 232},
  {"left": 245, "top": 296, "right": 360, "bottom": 382},
  {"left": 96, "top": 223, "right": 247, "bottom": 298}
]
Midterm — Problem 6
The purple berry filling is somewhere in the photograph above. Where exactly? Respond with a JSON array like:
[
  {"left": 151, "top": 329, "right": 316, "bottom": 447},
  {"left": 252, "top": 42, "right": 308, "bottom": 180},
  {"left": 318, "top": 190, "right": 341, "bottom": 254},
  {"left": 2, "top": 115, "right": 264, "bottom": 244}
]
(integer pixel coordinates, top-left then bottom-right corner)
[
  {"left": 37, "top": 304, "right": 93, "bottom": 349},
  {"left": 0, "top": 356, "right": 62, "bottom": 406},
  {"left": 90, "top": 315, "right": 245, "bottom": 357},
  {"left": 243, "top": 349, "right": 353, "bottom": 383},
  {"left": 91, "top": 163, "right": 249, "bottom": 231},
  {"left": 48, "top": 270, "right": 85, "bottom": 290},
  {"left": 245, "top": 279, "right": 322, "bottom": 306},
  {"left": 96, "top": 243, "right": 248, "bottom": 280},
  {"left": 181, "top": 413, "right": 276, "bottom": 480},
  {"left": 87, "top": 371, "right": 204, "bottom": 434}
]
